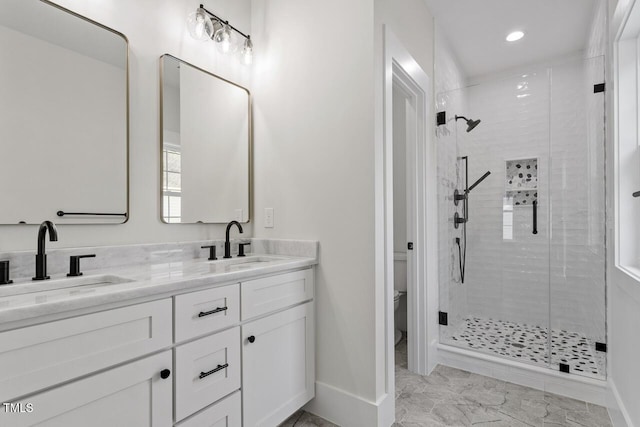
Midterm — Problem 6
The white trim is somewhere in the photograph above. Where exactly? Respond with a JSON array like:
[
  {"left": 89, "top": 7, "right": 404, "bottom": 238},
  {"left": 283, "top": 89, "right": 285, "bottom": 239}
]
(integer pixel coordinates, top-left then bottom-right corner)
[
  {"left": 609, "top": 380, "right": 635, "bottom": 427},
  {"left": 437, "top": 344, "right": 612, "bottom": 406},
  {"left": 303, "top": 382, "right": 392, "bottom": 427},
  {"left": 380, "top": 26, "right": 437, "bottom": 396}
]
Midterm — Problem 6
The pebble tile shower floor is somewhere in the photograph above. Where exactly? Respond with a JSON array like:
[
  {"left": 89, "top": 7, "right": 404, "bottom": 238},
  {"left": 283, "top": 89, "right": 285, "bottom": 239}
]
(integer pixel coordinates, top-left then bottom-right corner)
[{"left": 446, "top": 317, "right": 606, "bottom": 378}]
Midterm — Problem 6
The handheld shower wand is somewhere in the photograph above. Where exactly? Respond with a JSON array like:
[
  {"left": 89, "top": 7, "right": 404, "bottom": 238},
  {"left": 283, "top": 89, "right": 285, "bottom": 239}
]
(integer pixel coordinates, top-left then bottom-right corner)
[{"left": 453, "top": 156, "right": 491, "bottom": 283}]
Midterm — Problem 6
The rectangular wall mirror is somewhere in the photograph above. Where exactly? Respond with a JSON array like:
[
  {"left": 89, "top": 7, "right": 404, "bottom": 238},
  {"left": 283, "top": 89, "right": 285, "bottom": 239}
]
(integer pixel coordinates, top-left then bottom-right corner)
[
  {"left": 160, "top": 55, "right": 251, "bottom": 224},
  {"left": 0, "top": 0, "right": 129, "bottom": 224}
]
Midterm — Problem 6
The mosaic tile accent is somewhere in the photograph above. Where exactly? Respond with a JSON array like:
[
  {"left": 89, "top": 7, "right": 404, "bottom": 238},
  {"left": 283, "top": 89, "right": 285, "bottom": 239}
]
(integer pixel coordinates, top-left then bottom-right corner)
[
  {"left": 447, "top": 317, "right": 606, "bottom": 379},
  {"left": 505, "top": 190, "right": 538, "bottom": 206},
  {"left": 506, "top": 158, "right": 538, "bottom": 206}
]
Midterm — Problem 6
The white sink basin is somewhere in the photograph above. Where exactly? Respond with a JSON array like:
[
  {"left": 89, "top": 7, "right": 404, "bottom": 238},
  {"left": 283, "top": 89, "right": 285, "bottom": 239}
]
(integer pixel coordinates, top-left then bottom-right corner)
[
  {"left": 207, "top": 255, "right": 286, "bottom": 272},
  {"left": 0, "top": 274, "right": 133, "bottom": 299}
]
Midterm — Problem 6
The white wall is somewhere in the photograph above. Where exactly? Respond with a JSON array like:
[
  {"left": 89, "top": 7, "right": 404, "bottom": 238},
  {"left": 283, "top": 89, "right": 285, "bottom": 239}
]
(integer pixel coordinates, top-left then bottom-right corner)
[
  {"left": 0, "top": 0, "right": 252, "bottom": 251},
  {"left": 608, "top": 0, "right": 640, "bottom": 424},
  {"left": 251, "top": 0, "right": 377, "bottom": 408},
  {"left": 392, "top": 84, "right": 408, "bottom": 256},
  {"left": 251, "top": 0, "right": 435, "bottom": 424}
]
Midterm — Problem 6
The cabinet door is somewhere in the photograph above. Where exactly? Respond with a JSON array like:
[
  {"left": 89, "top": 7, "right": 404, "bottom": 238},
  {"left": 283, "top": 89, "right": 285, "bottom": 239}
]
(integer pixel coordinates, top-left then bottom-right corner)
[
  {"left": 242, "top": 302, "right": 315, "bottom": 427},
  {"left": 0, "top": 351, "right": 172, "bottom": 427}
]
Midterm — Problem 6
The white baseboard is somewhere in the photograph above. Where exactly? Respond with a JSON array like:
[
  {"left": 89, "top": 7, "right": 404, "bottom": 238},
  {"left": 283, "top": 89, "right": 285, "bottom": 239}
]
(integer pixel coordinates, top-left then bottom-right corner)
[
  {"left": 304, "top": 381, "right": 394, "bottom": 427},
  {"left": 437, "top": 344, "right": 611, "bottom": 406},
  {"left": 609, "top": 380, "right": 634, "bottom": 427}
]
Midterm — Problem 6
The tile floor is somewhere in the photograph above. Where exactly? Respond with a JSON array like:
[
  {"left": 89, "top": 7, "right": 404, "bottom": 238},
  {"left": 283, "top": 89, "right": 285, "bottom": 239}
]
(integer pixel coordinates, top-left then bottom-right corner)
[
  {"left": 394, "top": 339, "right": 612, "bottom": 426},
  {"left": 444, "top": 317, "right": 606, "bottom": 379},
  {"left": 280, "top": 339, "right": 613, "bottom": 426}
]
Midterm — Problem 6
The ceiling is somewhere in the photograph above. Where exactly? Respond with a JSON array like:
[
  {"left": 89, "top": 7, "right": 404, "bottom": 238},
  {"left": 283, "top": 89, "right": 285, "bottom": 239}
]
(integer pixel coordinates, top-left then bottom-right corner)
[{"left": 424, "top": 0, "right": 600, "bottom": 78}]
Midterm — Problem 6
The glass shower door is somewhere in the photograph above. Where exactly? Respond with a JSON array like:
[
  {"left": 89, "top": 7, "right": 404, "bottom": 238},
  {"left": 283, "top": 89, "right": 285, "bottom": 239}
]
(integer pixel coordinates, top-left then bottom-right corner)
[
  {"left": 437, "top": 57, "right": 607, "bottom": 378},
  {"left": 437, "top": 69, "right": 553, "bottom": 370},
  {"left": 548, "top": 56, "right": 606, "bottom": 379}
]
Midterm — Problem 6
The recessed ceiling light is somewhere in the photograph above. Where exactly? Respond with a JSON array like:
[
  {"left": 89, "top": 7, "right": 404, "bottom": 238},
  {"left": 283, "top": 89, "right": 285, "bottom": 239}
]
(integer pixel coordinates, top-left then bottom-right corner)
[{"left": 506, "top": 31, "right": 525, "bottom": 42}]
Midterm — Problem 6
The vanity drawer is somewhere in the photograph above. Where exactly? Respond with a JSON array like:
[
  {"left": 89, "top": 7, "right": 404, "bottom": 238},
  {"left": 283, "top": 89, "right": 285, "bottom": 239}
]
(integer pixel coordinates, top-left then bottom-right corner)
[
  {"left": 175, "top": 326, "right": 241, "bottom": 421},
  {"left": 174, "top": 284, "right": 240, "bottom": 342},
  {"left": 0, "top": 299, "right": 172, "bottom": 401},
  {"left": 242, "top": 268, "right": 314, "bottom": 320},
  {"left": 176, "top": 390, "right": 241, "bottom": 427}
]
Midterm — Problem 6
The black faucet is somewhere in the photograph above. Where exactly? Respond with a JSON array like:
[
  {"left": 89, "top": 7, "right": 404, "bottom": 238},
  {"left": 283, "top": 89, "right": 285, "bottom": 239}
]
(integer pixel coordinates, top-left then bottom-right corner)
[
  {"left": 224, "top": 221, "right": 243, "bottom": 259},
  {"left": 33, "top": 220, "right": 58, "bottom": 281}
]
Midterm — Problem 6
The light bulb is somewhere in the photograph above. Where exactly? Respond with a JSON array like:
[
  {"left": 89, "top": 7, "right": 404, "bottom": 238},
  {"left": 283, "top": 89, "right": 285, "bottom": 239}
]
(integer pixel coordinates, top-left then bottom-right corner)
[
  {"left": 187, "top": 8, "right": 213, "bottom": 41},
  {"left": 241, "top": 37, "right": 253, "bottom": 65},
  {"left": 506, "top": 31, "right": 525, "bottom": 42},
  {"left": 214, "top": 23, "right": 233, "bottom": 54}
]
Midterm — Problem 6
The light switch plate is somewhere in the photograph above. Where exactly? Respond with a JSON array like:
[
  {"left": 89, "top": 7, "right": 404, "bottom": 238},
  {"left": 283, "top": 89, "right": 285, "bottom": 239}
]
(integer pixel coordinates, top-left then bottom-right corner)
[{"left": 264, "top": 208, "right": 274, "bottom": 228}]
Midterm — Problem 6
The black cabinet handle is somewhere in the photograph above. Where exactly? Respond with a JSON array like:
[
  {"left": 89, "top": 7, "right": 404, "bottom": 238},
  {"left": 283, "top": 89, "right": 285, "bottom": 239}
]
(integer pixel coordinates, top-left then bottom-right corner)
[
  {"left": 532, "top": 200, "right": 538, "bottom": 235},
  {"left": 248, "top": 335, "right": 256, "bottom": 343},
  {"left": 160, "top": 369, "right": 171, "bottom": 379},
  {"left": 199, "top": 363, "right": 229, "bottom": 379},
  {"left": 634, "top": 191, "right": 640, "bottom": 198},
  {"left": 198, "top": 307, "right": 228, "bottom": 317}
]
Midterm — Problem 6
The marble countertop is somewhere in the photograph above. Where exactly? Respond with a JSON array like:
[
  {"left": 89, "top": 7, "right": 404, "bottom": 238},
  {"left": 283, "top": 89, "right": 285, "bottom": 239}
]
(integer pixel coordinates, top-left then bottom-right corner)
[{"left": 0, "top": 254, "right": 316, "bottom": 326}]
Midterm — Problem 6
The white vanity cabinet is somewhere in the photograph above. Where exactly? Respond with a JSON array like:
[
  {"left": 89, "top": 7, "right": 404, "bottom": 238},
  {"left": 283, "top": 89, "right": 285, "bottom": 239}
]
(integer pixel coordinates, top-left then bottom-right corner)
[
  {"left": 0, "top": 265, "right": 315, "bottom": 427},
  {"left": 241, "top": 302, "right": 315, "bottom": 427}
]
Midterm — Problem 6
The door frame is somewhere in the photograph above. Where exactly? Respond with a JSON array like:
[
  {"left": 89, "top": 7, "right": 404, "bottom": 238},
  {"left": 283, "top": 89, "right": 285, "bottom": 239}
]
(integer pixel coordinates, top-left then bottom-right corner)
[{"left": 379, "top": 27, "right": 438, "bottom": 392}]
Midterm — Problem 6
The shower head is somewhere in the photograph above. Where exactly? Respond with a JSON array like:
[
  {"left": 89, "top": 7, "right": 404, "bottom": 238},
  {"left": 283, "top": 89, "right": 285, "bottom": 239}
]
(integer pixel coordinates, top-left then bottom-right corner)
[{"left": 455, "top": 115, "right": 482, "bottom": 133}]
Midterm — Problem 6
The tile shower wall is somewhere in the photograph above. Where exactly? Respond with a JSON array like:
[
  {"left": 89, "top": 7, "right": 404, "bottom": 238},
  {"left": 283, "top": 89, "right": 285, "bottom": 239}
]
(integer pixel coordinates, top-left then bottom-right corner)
[
  {"left": 460, "top": 69, "right": 551, "bottom": 330},
  {"left": 435, "top": 25, "right": 468, "bottom": 332}
]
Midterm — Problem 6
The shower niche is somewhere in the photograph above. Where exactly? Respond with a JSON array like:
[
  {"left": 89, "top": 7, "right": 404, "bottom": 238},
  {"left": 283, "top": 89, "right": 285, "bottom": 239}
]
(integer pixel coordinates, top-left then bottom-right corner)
[{"left": 505, "top": 158, "right": 538, "bottom": 206}]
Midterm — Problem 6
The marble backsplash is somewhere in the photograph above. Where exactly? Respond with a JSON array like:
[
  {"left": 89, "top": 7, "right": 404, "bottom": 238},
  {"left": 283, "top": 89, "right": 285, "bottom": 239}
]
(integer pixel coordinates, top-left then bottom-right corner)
[{"left": 0, "top": 238, "right": 318, "bottom": 281}]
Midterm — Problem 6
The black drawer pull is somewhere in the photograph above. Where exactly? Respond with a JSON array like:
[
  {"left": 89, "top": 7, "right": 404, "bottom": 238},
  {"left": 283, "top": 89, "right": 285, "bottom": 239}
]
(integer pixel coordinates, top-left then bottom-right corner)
[
  {"left": 634, "top": 191, "right": 640, "bottom": 198},
  {"left": 198, "top": 307, "right": 228, "bottom": 317},
  {"left": 199, "top": 363, "right": 229, "bottom": 379},
  {"left": 160, "top": 369, "right": 171, "bottom": 379},
  {"left": 532, "top": 200, "right": 538, "bottom": 235}
]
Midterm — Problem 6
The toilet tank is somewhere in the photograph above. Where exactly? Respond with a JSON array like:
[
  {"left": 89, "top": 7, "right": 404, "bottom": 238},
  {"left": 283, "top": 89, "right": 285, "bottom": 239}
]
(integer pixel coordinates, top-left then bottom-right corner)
[{"left": 394, "top": 252, "right": 407, "bottom": 292}]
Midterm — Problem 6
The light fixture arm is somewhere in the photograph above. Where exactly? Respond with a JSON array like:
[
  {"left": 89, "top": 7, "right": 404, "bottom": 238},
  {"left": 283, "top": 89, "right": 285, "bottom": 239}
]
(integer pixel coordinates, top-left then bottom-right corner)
[{"left": 199, "top": 4, "right": 250, "bottom": 41}]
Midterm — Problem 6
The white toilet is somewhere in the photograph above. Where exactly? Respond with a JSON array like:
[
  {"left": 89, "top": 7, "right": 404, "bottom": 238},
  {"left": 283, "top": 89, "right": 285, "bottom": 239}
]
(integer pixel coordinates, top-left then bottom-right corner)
[
  {"left": 393, "top": 290, "right": 402, "bottom": 345},
  {"left": 394, "top": 252, "right": 407, "bottom": 345}
]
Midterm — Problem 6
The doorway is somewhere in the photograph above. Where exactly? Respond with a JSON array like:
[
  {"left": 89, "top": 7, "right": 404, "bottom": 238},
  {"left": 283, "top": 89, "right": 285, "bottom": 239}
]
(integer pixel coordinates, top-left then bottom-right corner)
[{"left": 380, "top": 27, "right": 438, "bottom": 399}]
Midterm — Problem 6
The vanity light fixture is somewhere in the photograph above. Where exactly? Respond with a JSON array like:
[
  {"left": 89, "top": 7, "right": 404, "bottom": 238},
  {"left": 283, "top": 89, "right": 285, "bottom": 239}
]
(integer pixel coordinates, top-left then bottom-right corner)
[{"left": 187, "top": 4, "right": 253, "bottom": 65}]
